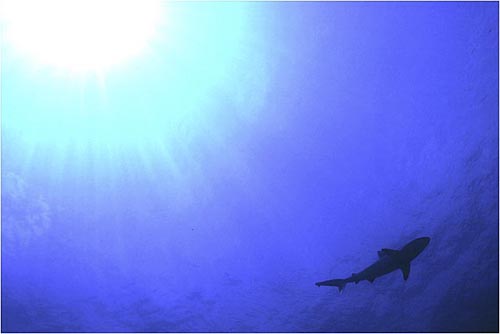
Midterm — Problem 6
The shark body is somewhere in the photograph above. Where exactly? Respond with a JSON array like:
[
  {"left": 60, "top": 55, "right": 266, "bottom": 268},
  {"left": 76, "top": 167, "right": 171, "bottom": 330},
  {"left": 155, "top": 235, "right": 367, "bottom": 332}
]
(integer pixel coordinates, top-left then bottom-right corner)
[{"left": 315, "top": 237, "right": 430, "bottom": 292}]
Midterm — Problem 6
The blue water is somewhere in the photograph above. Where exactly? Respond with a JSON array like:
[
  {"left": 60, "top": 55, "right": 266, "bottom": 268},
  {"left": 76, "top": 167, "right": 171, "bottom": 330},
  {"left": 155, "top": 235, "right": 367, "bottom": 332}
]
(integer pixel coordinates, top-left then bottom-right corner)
[{"left": 2, "top": 2, "right": 498, "bottom": 332}]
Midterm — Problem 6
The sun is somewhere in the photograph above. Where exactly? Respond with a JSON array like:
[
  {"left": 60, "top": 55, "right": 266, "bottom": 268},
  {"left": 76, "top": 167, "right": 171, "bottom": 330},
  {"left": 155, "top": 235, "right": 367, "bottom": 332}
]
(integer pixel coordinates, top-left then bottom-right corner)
[{"left": 2, "top": 0, "right": 164, "bottom": 74}]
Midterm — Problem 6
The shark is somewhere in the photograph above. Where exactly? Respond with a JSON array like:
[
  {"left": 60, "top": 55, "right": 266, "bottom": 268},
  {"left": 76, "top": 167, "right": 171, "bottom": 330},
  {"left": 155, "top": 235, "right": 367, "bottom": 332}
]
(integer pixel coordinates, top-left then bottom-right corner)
[{"left": 315, "top": 237, "right": 430, "bottom": 293}]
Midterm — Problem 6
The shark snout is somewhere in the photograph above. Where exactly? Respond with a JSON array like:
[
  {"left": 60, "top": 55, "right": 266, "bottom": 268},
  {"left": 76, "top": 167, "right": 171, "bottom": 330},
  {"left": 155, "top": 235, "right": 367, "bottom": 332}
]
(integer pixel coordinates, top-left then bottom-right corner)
[
  {"left": 418, "top": 237, "right": 431, "bottom": 248},
  {"left": 401, "top": 237, "right": 431, "bottom": 260},
  {"left": 412, "top": 237, "right": 430, "bottom": 253}
]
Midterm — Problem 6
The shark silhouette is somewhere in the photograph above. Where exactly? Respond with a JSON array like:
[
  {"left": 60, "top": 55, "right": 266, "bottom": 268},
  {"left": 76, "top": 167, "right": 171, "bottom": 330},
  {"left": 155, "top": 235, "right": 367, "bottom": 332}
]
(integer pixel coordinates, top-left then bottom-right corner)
[{"left": 316, "top": 237, "right": 430, "bottom": 292}]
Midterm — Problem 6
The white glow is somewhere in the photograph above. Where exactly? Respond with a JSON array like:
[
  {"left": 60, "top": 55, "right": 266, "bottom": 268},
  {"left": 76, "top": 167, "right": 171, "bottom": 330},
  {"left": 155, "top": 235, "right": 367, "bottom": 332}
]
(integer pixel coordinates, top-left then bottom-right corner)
[{"left": 2, "top": 0, "right": 164, "bottom": 73}]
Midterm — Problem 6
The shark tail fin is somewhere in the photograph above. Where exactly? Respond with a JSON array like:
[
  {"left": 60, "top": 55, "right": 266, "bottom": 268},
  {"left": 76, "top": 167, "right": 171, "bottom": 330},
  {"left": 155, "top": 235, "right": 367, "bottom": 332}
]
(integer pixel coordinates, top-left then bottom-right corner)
[{"left": 315, "top": 278, "right": 346, "bottom": 293}]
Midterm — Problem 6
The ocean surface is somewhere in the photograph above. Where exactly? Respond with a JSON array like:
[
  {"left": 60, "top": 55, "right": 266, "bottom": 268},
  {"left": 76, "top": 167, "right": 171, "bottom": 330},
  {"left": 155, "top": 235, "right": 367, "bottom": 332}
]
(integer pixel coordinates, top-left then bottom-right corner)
[{"left": 2, "top": 2, "right": 499, "bottom": 332}]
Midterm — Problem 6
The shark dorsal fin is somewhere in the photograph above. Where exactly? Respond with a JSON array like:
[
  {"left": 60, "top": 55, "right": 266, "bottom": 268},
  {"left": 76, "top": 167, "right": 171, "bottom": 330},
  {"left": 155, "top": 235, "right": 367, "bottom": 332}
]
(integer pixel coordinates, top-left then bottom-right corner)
[
  {"left": 378, "top": 248, "right": 400, "bottom": 258},
  {"left": 400, "top": 263, "right": 411, "bottom": 280}
]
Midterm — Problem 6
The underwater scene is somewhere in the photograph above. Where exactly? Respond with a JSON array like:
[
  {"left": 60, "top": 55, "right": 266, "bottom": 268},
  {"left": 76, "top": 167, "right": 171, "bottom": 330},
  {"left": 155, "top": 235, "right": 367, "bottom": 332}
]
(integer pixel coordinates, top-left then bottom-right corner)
[{"left": 2, "top": 1, "right": 499, "bottom": 332}]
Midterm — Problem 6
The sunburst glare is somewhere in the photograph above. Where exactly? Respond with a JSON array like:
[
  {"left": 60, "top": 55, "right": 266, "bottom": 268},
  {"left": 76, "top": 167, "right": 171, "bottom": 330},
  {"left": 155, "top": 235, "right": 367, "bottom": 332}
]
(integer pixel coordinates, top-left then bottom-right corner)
[
  {"left": 2, "top": 2, "right": 268, "bottom": 188},
  {"left": 2, "top": 0, "right": 164, "bottom": 74}
]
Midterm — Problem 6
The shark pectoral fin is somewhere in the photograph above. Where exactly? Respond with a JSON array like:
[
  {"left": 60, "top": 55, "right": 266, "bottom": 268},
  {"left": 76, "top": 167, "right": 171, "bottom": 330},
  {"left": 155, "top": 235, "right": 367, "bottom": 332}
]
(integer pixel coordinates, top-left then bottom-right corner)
[{"left": 400, "top": 263, "right": 411, "bottom": 280}]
